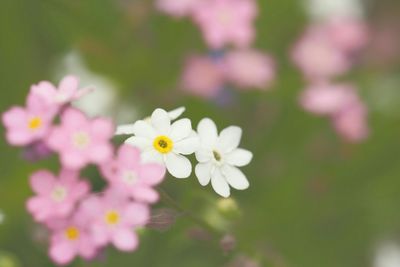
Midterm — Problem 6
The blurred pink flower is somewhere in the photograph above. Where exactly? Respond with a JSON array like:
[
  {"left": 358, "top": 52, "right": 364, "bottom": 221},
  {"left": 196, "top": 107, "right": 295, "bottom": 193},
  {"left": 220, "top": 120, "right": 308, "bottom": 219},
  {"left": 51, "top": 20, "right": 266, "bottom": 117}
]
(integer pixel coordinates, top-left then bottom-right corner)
[
  {"left": 2, "top": 93, "right": 56, "bottom": 146},
  {"left": 155, "top": 0, "right": 200, "bottom": 17},
  {"left": 292, "top": 26, "right": 351, "bottom": 80},
  {"left": 46, "top": 108, "right": 114, "bottom": 170},
  {"left": 79, "top": 190, "right": 149, "bottom": 251},
  {"left": 29, "top": 75, "right": 92, "bottom": 110},
  {"left": 101, "top": 145, "right": 166, "bottom": 203},
  {"left": 27, "top": 169, "right": 90, "bottom": 223},
  {"left": 181, "top": 55, "right": 225, "bottom": 98},
  {"left": 192, "top": 0, "right": 257, "bottom": 49},
  {"left": 48, "top": 212, "right": 98, "bottom": 265},
  {"left": 223, "top": 49, "right": 276, "bottom": 90},
  {"left": 300, "top": 82, "right": 369, "bottom": 142},
  {"left": 300, "top": 83, "right": 358, "bottom": 115},
  {"left": 326, "top": 17, "right": 369, "bottom": 53},
  {"left": 332, "top": 101, "right": 369, "bottom": 142}
]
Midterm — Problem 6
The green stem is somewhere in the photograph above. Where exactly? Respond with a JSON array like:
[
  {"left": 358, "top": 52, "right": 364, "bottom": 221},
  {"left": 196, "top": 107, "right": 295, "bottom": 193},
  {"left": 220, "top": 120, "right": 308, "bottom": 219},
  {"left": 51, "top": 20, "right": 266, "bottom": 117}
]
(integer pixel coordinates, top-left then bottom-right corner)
[{"left": 158, "top": 188, "right": 222, "bottom": 238}]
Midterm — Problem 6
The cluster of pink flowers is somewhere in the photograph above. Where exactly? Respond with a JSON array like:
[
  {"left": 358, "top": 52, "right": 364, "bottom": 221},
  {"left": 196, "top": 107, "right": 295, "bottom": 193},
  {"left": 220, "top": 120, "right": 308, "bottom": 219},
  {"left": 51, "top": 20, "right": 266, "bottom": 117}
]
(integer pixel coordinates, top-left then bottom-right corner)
[
  {"left": 2, "top": 76, "right": 166, "bottom": 265},
  {"left": 292, "top": 17, "right": 370, "bottom": 142},
  {"left": 155, "top": 0, "right": 276, "bottom": 98}
]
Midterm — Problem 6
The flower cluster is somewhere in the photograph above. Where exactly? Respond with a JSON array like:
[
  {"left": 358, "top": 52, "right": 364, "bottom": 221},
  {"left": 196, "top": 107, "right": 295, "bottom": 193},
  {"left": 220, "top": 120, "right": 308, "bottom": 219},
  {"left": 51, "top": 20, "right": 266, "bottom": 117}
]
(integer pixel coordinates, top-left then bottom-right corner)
[
  {"left": 2, "top": 76, "right": 165, "bottom": 265},
  {"left": 155, "top": 0, "right": 276, "bottom": 98},
  {"left": 117, "top": 108, "right": 253, "bottom": 197},
  {"left": 2, "top": 76, "right": 253, "bottom": 265},
  {"left": 292, "top": 17, "right": 370, "bottom": 142}
]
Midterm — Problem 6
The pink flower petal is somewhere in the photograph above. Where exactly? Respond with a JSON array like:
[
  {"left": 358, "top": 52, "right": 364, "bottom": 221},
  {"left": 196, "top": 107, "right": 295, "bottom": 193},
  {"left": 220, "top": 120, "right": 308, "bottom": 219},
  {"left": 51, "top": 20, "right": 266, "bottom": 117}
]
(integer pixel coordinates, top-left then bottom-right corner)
[
  {"left": 49, "top": 240, "right": 77, "bottom": 265},
  {"left": 58, "top": 75, "right": 79, "bottom": 97},
  {"left": 30, "top": 170, "right": 56, "bottom": 195},
  {"left": 132, "top": 187, "right": 160, "bottom": 203},
  {"left": 123, "top": 203, "right": 150, "bottom": 226},
  {"left": 111, "top": 228, "right": 138, "bottom": 251},
  {"left": 90, "top": 118, "right": 114, "bottom": 140},
  {"left": 138, "top": 163, "right": 166, "bottom": 185}
]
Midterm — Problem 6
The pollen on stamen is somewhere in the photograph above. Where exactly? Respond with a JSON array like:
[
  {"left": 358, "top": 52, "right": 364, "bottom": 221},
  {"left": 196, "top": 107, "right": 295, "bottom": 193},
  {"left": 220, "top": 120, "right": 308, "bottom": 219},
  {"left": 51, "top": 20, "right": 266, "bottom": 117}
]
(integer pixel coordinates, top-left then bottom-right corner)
[
  {"left": 28, "top": 117, "right": 42, "bottom": 130},
  {"left": 153, "top": 135, "right": 173, "bottom": 154},
  {"left": 65, "top": 226, "right": 80, "bottom": 241},
  {"left": 105, "top": 211, "right": 120, "bottom": 225}
]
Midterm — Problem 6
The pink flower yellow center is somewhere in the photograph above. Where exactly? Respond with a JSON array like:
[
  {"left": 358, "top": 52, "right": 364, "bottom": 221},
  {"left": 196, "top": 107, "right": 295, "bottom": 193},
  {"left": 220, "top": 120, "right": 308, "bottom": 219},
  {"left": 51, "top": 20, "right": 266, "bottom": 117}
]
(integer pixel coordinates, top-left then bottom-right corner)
[
  {"left": 64, "top": 227, "right": 80, "bottom": 241},
  {"left": 72, "top": 131, "right": 90, "bottom": 149},
  {"left": 28, "top": 117, "right": 42, "bottom": 131},
  {"left": 105, "top": 210, "right": 120, "bottom": 225},
  {"left": 153, "top": 135, "right": 173, "bottom": 154}
]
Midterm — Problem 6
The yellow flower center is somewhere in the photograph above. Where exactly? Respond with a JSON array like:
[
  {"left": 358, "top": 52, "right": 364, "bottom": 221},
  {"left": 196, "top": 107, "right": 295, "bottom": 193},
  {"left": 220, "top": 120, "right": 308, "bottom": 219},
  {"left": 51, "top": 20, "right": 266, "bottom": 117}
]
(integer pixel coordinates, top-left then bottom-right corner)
[
  {"left": 72, "top": 131, "right": 90, "bottom": 149},
  {"left": 105, "top": 211, "right": 120, "bottom": 225},
  {"left": 153, "top": 135, "right": 173, "bottom": 154},
  {"left": 28, "top": 117, "right": 42, "bottom": 131},
  {"left": 64, "top": 227, "right": 80, "bottom": 241}
]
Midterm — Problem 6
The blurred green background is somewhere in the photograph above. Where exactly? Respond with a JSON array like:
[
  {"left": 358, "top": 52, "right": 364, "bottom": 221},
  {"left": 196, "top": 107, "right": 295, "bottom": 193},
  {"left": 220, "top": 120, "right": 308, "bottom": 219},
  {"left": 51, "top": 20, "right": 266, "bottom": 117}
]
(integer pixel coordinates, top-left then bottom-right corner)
[{"left": 1, "top": 0, "right": 400, "bottom": 266}]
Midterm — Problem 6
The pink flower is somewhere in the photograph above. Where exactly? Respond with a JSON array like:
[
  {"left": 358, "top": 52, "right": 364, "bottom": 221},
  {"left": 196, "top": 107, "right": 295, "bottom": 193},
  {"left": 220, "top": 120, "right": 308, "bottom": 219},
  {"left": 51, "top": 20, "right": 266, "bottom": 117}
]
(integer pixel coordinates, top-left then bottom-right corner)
[
  {"left": 299, "top": 82, "right": 369, "bottom": 143},
  {"left": 332, "top": 101, "right": 369, "bottom": 143},
  {"left": 29, "top": 75, "right": 91, "bottom": 110},
  {"left": 181, "top": 55, "right": 225, "bottom": 98},
  {"left": 155, "top": 0, "right": 200, "bottom": 17},
  {"left": 2, "top": 93, "right": 56, "bottom": 146},
  {"left": 326, "top": 17, "right": 369, "bottom": 53},
  {"left": 80, "top": 190, "right": 150, "bottom": 251},
  {"left": 101, "top": 145, "right": 166, "bottom": 203},
  {"left": 46, "top": 108, "right": 114, "bottom": 170},
  {"left": 27, "top": 169, "right": 90, "bottom": 223},
  {"left": 223, "top": 49, "right": 276, "bottom": 90},
  {"left": 292, "top": 26, "right": 351, "bottom": 80},
  {"left": 48, "top": 212, "right": 99, "bottom": 265},
  {"left": 299, "top": 83, "right": 359, "bottom": 116},
  {"left": 192, "top": 0, "right": 257, "bottom": 49}
]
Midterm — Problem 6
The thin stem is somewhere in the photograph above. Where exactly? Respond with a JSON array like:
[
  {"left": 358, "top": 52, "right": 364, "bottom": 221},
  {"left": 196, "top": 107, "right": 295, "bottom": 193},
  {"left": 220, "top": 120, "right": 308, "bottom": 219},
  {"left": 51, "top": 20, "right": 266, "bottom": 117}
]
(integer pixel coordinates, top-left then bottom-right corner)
[{"left": 158, "top": 188, "right": 222, "bottom": 238}]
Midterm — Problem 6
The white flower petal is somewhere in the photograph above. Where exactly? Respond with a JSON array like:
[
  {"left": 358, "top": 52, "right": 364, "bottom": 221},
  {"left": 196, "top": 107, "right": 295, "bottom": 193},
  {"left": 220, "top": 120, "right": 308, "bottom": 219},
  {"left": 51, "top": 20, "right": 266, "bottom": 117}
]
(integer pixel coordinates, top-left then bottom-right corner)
[
  {"left": 165, "top": 153, "right": 192, "bottom": 178},
  {"left": 151, "top": 108, "right": 171, "bottom": 134},
  {"left": 141, "top": 149, "right": 163, "bottom": 164},
  {"left": 197, "top": 118, "right": 218, "bottom": 149},
  {"left": 168, "top": 107, "right": 186, "bottom": 121},
  {"left": 195, "top": 163, "right": 212, "bottom": 186},
  {"left": 133, "top": 120, "right": 157, "bottom": 138},
  {"left": 211, "top": 168, "right": 230, "bottom": 198},
  {"left": 221, "top": 165, "right": 249, "bottom": 190},
  {"left": 216, "top": 126, "right": 242, "bottom": 153},
  {"left": 125, "top": 136, "right": 152, "bottom": 150},
  {"left": 115, "top": 124, "right": 135, "bottom": 135},
  {"left": 225, "top": 148, "right": 253, "bottom": 167},
  {"left": 170, "top": 118, "right": 192, "bottom": 141},
  {"left": 195, "top": 149, "right": 212, "bottom": 163},
  {"left": 173, "top": 136, "right": 199, "bottom": 155}
]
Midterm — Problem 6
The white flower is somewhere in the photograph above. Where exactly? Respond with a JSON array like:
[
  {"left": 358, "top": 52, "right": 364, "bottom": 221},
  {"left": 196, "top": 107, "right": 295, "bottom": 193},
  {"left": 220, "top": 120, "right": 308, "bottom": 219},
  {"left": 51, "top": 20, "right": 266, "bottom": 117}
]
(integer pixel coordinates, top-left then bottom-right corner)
[
  {"left": 195, "top": 118, "right": 252, "bottom": 197},
  {"left": 115, "top": 107, "right": 186, "bottom": 135},
  {"left": 124, "top": 108, "right": 199, "bottom": 178}
]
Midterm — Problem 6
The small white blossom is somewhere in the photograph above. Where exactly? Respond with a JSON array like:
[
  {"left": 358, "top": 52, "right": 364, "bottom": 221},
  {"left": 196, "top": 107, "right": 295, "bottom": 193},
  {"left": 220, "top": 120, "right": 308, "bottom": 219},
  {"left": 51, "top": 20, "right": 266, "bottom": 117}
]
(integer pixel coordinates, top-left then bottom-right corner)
[
  {"left": 115, "top": 107, "right": 186, "bottom": 135},
  {"left": 195, "top": 118, "right": 252, "bottom": 197},
  {"left": 124, "top": 108, "right": 199, "bottom": 178}
]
